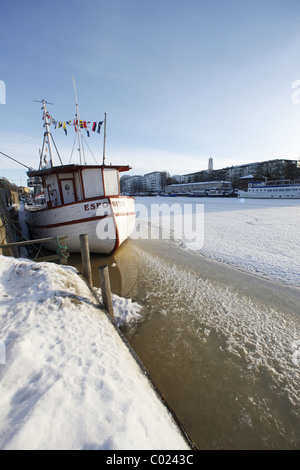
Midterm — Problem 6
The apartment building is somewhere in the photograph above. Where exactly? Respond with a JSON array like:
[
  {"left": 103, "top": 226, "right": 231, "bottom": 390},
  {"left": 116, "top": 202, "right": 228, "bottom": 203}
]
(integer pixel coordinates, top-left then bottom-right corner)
[
  {"left": 120, "top": 171, "right": 168, "bottom": 194},
  {"left": 181, "top": 159, "right": 299, "bottom": 186},
  {"left": 120, "top": 158, "right": 299, "bottom": 194}
]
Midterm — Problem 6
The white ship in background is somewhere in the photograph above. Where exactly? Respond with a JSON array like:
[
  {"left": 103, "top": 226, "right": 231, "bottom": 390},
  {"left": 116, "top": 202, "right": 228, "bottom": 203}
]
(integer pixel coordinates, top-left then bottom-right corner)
[
  {"left": 25, "top": 89, "right": 135, "bottom": 254},
  {"left": 238, "top": 175, "right": 300, "bottom": 199}
]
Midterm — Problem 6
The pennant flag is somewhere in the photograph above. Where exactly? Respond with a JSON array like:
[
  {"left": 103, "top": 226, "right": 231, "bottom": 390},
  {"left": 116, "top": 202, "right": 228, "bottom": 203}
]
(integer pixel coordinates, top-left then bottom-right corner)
[
  {"left": 48, "top": 114, "right": 104, "bottom": 137},
  {"left": 97, "top": 121, "right": 103, "bottom": 134}
]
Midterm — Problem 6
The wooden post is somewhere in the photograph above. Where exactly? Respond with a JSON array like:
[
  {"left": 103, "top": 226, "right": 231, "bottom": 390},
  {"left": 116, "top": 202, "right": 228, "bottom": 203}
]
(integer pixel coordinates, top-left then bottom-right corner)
[
  {"left": 59, "top": 236, "right": 68, "bottom": 265},
  {"left": 98, "top": 265, "right": 115, "bottom": 322},
  {"left": 79, "top": 234, "right": 93, "bottom": 287}
]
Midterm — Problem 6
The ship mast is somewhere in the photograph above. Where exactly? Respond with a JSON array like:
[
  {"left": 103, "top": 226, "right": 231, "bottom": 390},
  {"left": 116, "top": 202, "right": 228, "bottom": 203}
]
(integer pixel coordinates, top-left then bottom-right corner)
[
  {"left": 34, "top": 99, "right": 62, "bottom": 169},
  {"left": 103, "top": 112, "right": 107, "bottom": 165},
  {"left": 42, "top": 100, "right": 54, "bottom": 167},
  {"left": 72, "top": 76, "right": 86, "bottom": 165}
]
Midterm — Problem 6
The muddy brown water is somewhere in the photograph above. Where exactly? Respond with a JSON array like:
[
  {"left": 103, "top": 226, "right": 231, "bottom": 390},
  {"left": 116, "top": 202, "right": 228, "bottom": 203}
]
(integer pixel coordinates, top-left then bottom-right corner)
[{"left": 69, "top": 238, "right": 300, "bottom": 450}]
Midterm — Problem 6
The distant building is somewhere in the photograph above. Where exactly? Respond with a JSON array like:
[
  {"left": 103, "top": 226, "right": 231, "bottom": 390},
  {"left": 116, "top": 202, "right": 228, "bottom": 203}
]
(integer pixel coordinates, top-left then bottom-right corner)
[
  {"left": 237, "top": 174, "right": 265, "bottom": 191},
  {"left": 140, "top": 171, "right": 168, "bottom": 193},
  {"left": 121, "top": 158, "right": 300, "bottom": 195},
  {"left": 171, "top": 175, "right": 183, "bottom": 183},
  {"left": 165, "top": 180, "right": 233, "bottom": 196},
  {"left": 120, "top": 171, "right": 168, "bottom": 194},
  {"left": 181, "top": 159, "right": 299, "bottom": 187},
  {"left": 120, "top": 175, "right": 142, "bottom": 194}
]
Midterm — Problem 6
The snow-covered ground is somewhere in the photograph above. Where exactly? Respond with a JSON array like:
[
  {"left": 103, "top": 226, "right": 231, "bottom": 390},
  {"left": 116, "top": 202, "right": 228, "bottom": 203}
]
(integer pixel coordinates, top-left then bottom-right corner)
[
  {"left": 0, "top": 256, "right": 190, "bottom": 450},
  {"left": 134, "top": 196, "right": 300, "bottom": 288}
]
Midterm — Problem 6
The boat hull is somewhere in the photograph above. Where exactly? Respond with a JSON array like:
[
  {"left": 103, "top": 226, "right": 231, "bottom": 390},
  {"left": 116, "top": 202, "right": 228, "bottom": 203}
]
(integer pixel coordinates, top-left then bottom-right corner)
[
  {"left": 238, "top": 186, "right": 300, "bottom": 199},
  {"left": 25, "top": 196, "right": 136, "bottom": 254}
]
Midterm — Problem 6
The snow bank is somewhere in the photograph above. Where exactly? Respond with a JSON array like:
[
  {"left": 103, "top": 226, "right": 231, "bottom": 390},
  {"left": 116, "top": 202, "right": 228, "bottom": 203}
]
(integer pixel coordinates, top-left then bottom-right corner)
[
  {"left": 94, "top": 288, "right": 143, "bottom": 328},
  {"left": 0, "top": 256, "right": 190, "bottom": 450}
]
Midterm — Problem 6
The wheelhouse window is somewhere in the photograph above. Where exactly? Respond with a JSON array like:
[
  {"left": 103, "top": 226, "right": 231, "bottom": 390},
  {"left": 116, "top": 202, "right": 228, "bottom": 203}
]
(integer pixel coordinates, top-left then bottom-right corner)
[
  {"left": 103, "top": 169, "right": 119, "bottom": 196},
  {"left": 82, "top": 169, "right": 104, "bottom": 198}
]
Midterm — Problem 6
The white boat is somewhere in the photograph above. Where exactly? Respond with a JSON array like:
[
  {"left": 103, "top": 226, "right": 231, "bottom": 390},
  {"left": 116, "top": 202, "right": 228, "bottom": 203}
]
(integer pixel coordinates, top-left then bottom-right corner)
[
  {"left": 25, "top": 96, "right": 136, "bottom": 254},
  {"left": 238, "top": 179, "right": 300, "bottom": 199}
]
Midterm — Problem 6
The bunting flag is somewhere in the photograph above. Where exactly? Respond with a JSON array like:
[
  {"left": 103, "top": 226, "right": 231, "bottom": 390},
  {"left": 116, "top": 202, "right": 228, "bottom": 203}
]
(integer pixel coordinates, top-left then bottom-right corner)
[
  {"left": 97, "top": 121, "right": 104, "bottom": 134},
  {"left": 43, "top": 112, "right": 104, "bottom": 137}
]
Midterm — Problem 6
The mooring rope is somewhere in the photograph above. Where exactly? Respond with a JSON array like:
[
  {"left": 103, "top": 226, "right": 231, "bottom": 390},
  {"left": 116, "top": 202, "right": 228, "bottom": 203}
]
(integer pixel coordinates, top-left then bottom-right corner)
[{"left": 55, "top": 236, "right": 68, "bottom": 258}]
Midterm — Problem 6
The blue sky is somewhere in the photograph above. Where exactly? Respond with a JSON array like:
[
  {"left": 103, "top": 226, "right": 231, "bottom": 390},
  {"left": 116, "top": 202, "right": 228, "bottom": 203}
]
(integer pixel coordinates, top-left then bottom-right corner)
[{"left": 1, "top": 0, "right": 300, "bottom": 186}]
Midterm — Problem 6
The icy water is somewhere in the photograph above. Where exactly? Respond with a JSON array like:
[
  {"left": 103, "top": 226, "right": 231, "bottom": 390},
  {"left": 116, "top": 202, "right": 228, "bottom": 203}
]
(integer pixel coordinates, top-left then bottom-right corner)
[{"left": 69, "top": 237, "right": 300, "bottom": 450}]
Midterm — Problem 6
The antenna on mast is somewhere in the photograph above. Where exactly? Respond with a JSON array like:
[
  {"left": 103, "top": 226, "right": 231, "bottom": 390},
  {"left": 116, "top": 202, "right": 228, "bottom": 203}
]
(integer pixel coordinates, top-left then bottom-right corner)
[{"left": 72, "top": 76, "right": 86, "bottom": 165}]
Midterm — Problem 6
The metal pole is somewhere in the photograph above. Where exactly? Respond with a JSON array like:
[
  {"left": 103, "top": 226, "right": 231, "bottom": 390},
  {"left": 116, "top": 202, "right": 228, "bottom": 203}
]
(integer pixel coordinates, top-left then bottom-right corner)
[
  {"left": 103, "top": 112, "right": 107, "bottom": 165},
  {"left": 0, "top": 151, "right": 30, "bottom": 170},
  {"left": 72, "top": 76, "right": 84, "bottom": 165},
  {"left": 79, "top": 234, "right": 93, "bottom": 287}
]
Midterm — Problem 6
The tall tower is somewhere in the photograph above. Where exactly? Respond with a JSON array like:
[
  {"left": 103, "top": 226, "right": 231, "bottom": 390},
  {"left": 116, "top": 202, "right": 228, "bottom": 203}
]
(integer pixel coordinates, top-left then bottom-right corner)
[{"left": 208, "top": 157, "right": 213, "bottom": 171}]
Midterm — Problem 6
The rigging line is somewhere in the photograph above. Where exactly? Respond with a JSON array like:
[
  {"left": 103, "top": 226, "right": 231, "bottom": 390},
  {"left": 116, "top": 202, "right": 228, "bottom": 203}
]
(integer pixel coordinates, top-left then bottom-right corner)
[
  {"left": 0, "top": 155, "right": 7, "bottom": 178},
  {"left": 69, "top": 134, "right": 77, "bottom": 164},
  {"left": 50, "top": 133, "right": 63, "bottom": 165},
  {"left": 0, "top": 136, "right": 41, "bottom": 152},
  {"left": 82, "top": 135, "right": 99, "bottom": 165},
  {"left": 81, "top": 131, "right": 86, "bottom": 165},
  {"left": 39, "top": 135, "right": 46, "bottom": 170},
  {"left": 0, "top": 151, "right": 31, "bottom": 170}
]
